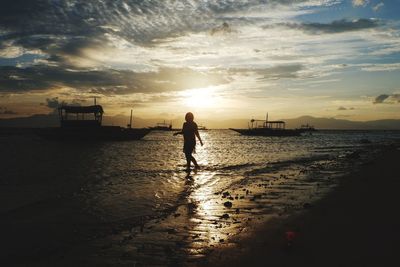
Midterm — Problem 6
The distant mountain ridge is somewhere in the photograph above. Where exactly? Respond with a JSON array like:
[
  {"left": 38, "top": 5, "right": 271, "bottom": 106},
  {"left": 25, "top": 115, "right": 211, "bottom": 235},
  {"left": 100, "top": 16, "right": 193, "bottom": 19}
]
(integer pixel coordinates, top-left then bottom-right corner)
[
  {"left": 283, "top": 116, "right": 400, "bottom": 130},
  {"left": 1, "top": 114, "right": 400, "bottom": 130}
]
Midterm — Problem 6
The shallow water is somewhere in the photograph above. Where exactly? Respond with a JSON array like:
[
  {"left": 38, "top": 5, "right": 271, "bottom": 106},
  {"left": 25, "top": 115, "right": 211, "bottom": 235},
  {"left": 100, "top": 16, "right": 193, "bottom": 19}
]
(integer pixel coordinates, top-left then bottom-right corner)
[{"left": 1, "top": 129, "right": 399, "bottom": 265}]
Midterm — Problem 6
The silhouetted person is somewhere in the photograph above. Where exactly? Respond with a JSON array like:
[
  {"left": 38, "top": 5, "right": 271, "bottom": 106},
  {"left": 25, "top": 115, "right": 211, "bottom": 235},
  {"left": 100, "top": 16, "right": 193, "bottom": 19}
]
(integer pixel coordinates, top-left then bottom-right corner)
[{"left": 174, "top": 112, "right": 203, "bottom": 172}]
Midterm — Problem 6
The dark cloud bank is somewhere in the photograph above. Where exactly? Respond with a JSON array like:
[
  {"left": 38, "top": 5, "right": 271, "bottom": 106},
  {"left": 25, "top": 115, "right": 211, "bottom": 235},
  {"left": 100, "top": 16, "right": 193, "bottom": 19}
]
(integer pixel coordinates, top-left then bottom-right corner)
[
  {"left": 0, "top": 65, "right": 227, "bottom": 94},
  {"left": 268, "top": 18, "right": 380, "bottom": 34},
  {"left": 373, "top": 94, "right": 400, "bottom": 104}
]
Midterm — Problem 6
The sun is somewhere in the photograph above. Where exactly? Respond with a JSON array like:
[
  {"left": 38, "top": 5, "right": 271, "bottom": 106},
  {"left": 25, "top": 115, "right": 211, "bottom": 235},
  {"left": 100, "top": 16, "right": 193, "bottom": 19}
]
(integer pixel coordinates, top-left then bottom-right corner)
[{"left": 181, "top": 87, "right": 217, "bottom": 108}]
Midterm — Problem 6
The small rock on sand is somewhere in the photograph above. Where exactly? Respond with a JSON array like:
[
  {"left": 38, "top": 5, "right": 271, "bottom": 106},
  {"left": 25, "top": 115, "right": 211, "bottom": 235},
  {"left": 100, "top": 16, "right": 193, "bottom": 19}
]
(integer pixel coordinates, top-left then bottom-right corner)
[
  {"left": 222, "top": 191, "right": 231, "bottom": 198},
  {"left": 221, "top": 213, "right": 230, "bottom": 219},
  {"left": 223, "top": 201, "right": 233, "bottom": 208},
  {"left": 167, "top": 228, "right": 178, "bottom": 234}
]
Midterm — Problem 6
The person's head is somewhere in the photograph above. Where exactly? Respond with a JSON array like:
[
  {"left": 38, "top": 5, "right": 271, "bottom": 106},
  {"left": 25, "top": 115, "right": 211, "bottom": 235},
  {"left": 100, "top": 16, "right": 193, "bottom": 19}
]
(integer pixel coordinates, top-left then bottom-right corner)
[{"left": 185, "top": 112, "right": 194, "bottom": 122}]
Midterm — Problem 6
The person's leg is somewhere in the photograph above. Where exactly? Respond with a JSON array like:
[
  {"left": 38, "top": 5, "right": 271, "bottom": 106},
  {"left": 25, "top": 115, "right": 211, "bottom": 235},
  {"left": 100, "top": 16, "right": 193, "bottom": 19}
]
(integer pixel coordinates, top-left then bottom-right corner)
[
  {"left": 191, "top": 156, "right": 199, "bottom": 168},
  {"left": 185, "top": 152, "right": 191, "bottom": 171}
]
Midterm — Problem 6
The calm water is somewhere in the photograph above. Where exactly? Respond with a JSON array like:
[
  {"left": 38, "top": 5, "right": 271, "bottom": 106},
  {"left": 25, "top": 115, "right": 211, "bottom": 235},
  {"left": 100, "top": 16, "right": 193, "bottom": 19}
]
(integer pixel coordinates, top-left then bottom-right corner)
[{"left": 1, "top": 129, "right": 399, "bottom": 264}]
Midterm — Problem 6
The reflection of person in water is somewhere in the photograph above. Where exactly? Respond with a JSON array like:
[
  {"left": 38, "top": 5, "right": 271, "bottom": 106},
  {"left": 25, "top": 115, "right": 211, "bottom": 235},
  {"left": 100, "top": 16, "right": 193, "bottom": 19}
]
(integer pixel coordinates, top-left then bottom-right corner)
[{"left": 174, "top": 112, "right": 204, "bottom": 172}]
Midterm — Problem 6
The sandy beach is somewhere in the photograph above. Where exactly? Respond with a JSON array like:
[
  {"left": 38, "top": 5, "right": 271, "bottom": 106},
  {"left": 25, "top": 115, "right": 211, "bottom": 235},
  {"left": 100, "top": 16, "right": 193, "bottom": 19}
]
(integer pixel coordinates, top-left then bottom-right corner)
[{"left": 210, "top": 143, "right": 400, "bottom": 267}]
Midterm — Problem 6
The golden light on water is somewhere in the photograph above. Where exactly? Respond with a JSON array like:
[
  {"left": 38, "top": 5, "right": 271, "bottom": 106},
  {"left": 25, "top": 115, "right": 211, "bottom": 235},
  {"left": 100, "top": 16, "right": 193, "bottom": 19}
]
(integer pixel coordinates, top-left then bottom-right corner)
[{"left": 186, "top": 134, "right": 232, "bottom": 247}]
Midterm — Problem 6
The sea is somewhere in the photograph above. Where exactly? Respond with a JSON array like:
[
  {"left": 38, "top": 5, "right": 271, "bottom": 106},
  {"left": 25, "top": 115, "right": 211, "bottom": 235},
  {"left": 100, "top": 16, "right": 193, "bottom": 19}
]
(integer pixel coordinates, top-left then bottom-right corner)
[{"left": 1, "top": 129, "right": 399, "bottom": 265}]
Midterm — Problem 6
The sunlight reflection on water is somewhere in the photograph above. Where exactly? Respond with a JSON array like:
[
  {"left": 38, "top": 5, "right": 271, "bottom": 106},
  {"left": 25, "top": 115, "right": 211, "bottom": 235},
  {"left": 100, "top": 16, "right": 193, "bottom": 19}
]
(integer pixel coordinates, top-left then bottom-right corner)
[{"left": 1, "top": 130, "right": 400, "bottom": 264}]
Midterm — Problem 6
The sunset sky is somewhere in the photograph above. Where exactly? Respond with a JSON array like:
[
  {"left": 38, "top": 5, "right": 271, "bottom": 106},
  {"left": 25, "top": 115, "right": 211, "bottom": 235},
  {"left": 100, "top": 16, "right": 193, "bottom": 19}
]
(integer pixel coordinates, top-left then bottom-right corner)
[{"left": 1, "top": 0, "right": 400, "bottom": 123}]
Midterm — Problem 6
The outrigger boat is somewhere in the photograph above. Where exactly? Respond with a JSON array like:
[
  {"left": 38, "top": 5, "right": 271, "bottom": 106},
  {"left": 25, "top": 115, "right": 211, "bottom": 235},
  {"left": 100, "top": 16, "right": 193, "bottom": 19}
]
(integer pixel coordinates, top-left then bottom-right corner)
[
  {"left": 230, "top": 113, "right": 301, "bottom": 137},
  {"left": 198, "top": 124, "right": 208, "bottom": 131},
  {"left": 150, "top": 120, "right": 173, "bottom": 131},
  {"left": 296, "top": 123, "right": 316, "bottom": 133},
  {"left": 38, "top": 100, "right": 151, "bottom": 141}
]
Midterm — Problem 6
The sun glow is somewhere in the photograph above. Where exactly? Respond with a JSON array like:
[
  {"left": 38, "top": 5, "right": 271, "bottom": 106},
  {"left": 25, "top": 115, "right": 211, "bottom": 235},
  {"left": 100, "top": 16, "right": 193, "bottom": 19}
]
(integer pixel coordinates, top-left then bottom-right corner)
[{"left": 181, "top": 87, "right": 218, "bottom": 108}]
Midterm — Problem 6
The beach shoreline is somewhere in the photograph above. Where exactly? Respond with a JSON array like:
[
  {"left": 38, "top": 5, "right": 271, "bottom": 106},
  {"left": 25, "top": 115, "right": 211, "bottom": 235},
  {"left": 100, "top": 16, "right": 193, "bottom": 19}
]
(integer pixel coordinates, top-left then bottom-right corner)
[
  {"left": 208, "top": 142, "right": 400, "bottom": 267},
  {"left": 1, "top": 133, "right": 399, "bottom": 266}
]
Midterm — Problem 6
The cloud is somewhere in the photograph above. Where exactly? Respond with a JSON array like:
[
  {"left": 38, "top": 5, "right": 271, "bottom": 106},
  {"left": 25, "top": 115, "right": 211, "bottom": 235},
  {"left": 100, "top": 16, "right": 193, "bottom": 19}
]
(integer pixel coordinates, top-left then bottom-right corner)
[
  {"left": 0, "top": 106, "right": 18, "bottom": 115},
  {"left": 374, "top": 94, "right": 390, "bottom": 103},
  {"left": 338, "top": 106, "right": 355, "bottom": 110},
  {"left": 42, "top": 97, "right": 64, "bottom": 114},
  {"left": 1, "top": 0, "right": 398, "bottom": 121},
  {"left": 352, "top": 0, "right": 369, "bottom": 7},
  {"left": 390, "top": 94, "right": 400, "bottom": 103},
  {"left": 229, "top": 64, "right": 304, "bottom": 80},
  {"left": 45, "top": 97, "right": 65, "bottom": 109},
  {"left": 0, "top": 41, "right": 25, "bottom": 58},
  {"left": 0, "top": 0, "right": 342, "bottom": 58},
  {"left": 273, "top": 19, "right": 380, "bottom": 34},
  {"left": 373, "top": 94, "right": 400, "bottom": 104},
  {"left": 210, "top": 22, "right": 233, "bottom": 35},
  {"left": 360, "top": 63, "right": 400, "bottom": 72},
  {"left": 372, "top": 2, "right": 384, "bottom": 12},
  {"left": 0, "top": 65, "right": 227, "bottom": 94},
  {"left": 0, "top": 66, "right": 53, "bottom": 92},
  {"left": 42, "top": 97, "right": 84, "bottom": 113}
]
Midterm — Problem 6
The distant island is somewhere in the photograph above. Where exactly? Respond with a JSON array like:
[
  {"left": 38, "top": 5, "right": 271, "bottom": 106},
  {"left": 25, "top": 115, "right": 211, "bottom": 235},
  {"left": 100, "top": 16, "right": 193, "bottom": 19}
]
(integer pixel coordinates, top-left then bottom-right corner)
[{"left": 1, "top": 114, "right": 400, "bottom": 130}]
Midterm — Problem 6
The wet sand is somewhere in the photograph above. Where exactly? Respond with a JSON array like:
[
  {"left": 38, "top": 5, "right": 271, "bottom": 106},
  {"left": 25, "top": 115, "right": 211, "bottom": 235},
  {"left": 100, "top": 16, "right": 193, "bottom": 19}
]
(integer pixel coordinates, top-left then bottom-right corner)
[
  {"left": 210, "top": 143, "right": 400, "bottom": 267},
  {"left": 1, "top": 136, "right": 399, "bottom": 266}
]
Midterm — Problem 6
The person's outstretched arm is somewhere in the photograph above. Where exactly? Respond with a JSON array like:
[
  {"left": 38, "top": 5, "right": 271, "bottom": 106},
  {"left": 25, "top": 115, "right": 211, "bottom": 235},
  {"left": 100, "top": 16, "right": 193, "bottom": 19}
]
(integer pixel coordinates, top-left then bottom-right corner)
[
  {"left": 195, "top": 130, "right": 203, "bottom": 146},
  {"left": 173, "top": 123, "right": 184, "bottom": 136}
]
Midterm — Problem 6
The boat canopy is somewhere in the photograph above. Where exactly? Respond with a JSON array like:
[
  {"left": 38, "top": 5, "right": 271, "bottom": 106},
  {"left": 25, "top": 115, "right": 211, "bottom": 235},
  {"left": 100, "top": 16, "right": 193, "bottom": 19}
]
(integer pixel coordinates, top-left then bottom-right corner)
[
  {"left": 58, "top": 105, "right": 104, "bottom": 114},
  {"left": 266, "top": 120, "right": 285, "bottom": 124},
  {"left": 264, "top": 121, "right": 285, "bottom": 129},
  {"left": 250, "top": 119, "right": 286, "bottom": 129},
  {"left": 58, "top": 105, "right": 104, "bottom": 128}
]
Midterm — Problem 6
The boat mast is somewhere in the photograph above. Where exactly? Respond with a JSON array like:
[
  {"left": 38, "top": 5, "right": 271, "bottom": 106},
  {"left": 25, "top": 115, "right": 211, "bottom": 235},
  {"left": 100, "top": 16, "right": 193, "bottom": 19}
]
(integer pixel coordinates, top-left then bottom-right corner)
[
  {"left": 129, "top": 109, "right": 133, "bottom": 129},
  {"left": 94, "top": 97, "right": 98, "bottom": 121}
]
